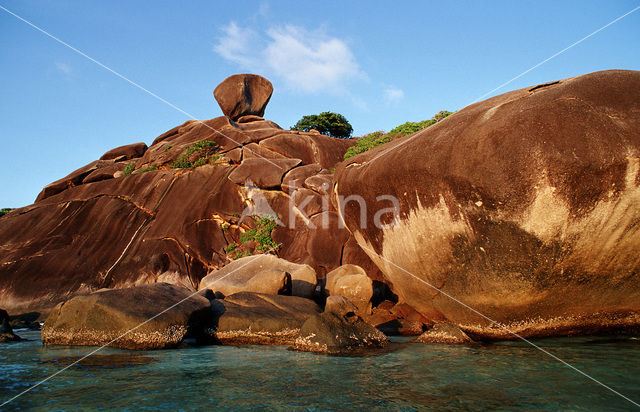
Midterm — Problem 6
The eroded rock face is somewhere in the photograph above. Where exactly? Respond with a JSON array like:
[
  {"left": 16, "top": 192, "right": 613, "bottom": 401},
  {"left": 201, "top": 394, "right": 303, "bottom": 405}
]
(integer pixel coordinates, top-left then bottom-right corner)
[
  {"left": 334, "top": 70, "right": 640, "bottom": 339},
  {"left": 211, "top": 292, "right": 321, "bottom": 345},
  {"left": 41, "top": 283, "right": 214, "bottom": 349},
  {"left": 214, "top": 74, "right": 273, "bottom": 121}
]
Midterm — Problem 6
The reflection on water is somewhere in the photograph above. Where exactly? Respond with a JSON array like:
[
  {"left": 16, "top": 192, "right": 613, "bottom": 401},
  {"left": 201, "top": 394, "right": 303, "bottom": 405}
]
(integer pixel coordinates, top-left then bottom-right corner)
[
  {"left": 39, "top": 354, "right": 155, "bottom": 369},
  {"left": 0, "top": 331, "right": 638, "bottom": 410}
]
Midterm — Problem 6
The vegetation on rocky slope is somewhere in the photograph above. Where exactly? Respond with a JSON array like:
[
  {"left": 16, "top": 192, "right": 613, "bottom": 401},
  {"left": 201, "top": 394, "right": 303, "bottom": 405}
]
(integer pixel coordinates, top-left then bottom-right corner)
[
  {"left": 344, "top": 110, "right": 453, "bottom": 159},
  {"left": 171, "top": 140, "right": 220, "bottom": 168}
]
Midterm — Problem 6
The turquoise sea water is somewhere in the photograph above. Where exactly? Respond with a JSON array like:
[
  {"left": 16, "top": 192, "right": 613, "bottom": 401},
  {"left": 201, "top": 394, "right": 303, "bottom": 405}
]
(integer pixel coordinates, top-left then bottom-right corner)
[{"left": 1, "top": 330, "right": 639, "bottom": 410}]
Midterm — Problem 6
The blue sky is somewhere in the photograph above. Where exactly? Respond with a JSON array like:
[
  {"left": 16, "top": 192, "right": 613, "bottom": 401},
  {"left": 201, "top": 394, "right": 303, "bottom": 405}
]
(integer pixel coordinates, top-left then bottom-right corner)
[{"left": 1, "top": 0, "right": 639, "bottom": 207}]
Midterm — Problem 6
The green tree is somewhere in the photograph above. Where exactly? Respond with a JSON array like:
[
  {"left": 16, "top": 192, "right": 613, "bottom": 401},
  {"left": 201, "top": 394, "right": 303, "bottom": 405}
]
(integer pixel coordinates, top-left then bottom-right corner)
[
  {"left": 291, "top": 111, "right": 353, "bottom": 139},
  {"left": 0, "top": 208, "right": 14, "bottom": 217}
]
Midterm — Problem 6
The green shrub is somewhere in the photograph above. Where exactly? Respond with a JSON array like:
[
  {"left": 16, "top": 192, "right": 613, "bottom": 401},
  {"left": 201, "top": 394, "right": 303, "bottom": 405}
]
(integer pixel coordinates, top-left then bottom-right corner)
[
  {"left": 171, "top": 140, "right": 219, "bottom": 168},
  {"left": 232, "top": 251, "right": 252, "bottom": 260},
  {"left": 123, "top": 162, "right": 135, "bottom": 175},
  {"left": 0, "top": 208, "right": 13, "bottom": 217},
  {"left": 239, "top": 215, "right": 279, "bottom": 252},
  {"left": 343, "top": 111, "right": 453, "bottom": 159},
  {"left": 344, "top": 131, "right": 395, "bottom": 159},
  {"left": 135, "top": 165, "right": 158, "bottom": 174},
  {"left": 291, "top": 112, "right": 353, "bottom": 139}
]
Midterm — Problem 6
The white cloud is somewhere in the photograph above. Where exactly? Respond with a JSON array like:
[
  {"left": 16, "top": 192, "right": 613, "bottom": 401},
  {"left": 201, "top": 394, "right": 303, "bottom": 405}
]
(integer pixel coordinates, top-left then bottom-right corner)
[
  {"left": 214, "top": 22, "right": 364, "bottom": 93},
  {"left": 55, "top": 61, "right": 71, "bottom": 75},
  {"left": 384, "top": 86, "right": 404, "bottom": 103},
  {"left": 212, "top": 22, "right": 257, "bottom": 67}
]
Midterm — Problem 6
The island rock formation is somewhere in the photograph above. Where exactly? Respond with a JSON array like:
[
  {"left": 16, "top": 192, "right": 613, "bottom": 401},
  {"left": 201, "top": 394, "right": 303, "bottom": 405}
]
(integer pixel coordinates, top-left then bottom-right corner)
[
  {"left": 2, "top": 70, "right": 640, "bottom": 344},
  {"left": 0, "top": 73, "right": 379, "bottom": 317},
  {"left": 335, "top": 69, "right": 640, "bottom": 339}
]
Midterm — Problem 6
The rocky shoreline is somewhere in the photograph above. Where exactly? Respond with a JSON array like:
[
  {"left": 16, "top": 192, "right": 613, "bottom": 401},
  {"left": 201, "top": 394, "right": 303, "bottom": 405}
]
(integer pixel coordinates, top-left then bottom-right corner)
[{"left": 2, "top": 70, "right": 640, "bottom": 353}]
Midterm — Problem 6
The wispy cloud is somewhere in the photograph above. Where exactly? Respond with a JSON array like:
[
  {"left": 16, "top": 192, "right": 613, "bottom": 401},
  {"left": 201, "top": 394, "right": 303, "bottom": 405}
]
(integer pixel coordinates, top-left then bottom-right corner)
[
  {"left": 55, "top": 61, "right": 71, "bottom": 75},
  {"left": 383, "top": 86, "right": 404, "bottom": 103},
  {"left": 214, "top": 22, "right": 364, "bottom": 93}
]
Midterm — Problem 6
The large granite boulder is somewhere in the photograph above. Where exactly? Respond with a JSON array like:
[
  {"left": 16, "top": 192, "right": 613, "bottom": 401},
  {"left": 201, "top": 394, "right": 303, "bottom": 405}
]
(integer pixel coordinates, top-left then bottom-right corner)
[
  {"left": 211, "top": 292, "right": 321, "bottom": 345},
  {"left": 324, "top": 264, "right": 373, "bottom": 316},
  {"left": 199, "top": 254, "right": 317, "bottom": 298},
  {"left": 42, "top": 283, "right": 214, "bottom": 350},
  {"left": 213, "top": 74, "right": 273, "bottom": 121},
  {"left": 0, "top": 309, "right": 21, "bottom": 342},
  {"left": 335, "top": 70, "right": 640, "bottom": 339}
]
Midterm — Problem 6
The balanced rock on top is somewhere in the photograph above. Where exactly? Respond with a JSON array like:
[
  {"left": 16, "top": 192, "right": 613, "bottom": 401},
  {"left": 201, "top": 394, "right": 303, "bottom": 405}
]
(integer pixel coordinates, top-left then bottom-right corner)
[{"left": 213, "top": 74, "right": 274, "bottom": 121}]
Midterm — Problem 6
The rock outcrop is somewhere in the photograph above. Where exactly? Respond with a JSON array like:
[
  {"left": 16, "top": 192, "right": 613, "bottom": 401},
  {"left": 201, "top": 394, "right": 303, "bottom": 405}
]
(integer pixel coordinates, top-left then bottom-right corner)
[
  {"left": 292, "top": 297, "right": 389, "bottom": 354},
  {"left": 210, "top": 292, "right": 321, "bottom": 345},
  {"left": 0, "top": 309, "right": 21, "bottom": 342},
  {"left": 0, "top": 74, "right": 364, "bottom": 315},
  {"left": 335, "top": 70, "right": 640, "bottom": 339},
  {"left": 42, "top": 283, "right": 214, "bottom": 350},
  {"left": 213, "top": 74, "right": 273, "bottom": 121},
  {"left": 413, "top": 323, "right": 474, "bottom": 344},
  {"left": 198, "top": 254, "right": 317, "bottom": 298},
  {"left": 99, "top": 142, "right": 148, "bottom": 161}
]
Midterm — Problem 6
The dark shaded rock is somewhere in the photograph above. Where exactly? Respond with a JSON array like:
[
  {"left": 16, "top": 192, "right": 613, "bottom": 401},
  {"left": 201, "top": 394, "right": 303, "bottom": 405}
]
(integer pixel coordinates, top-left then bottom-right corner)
[
  {"left": 214, "top": 74, "right": 273, "bottom": 121},
  {"left": 292, "top": 310, "right": 388, "bottom": 354},
  {"left": 42, "top": 283, "right": 214, "bottom": 350},
  {"left": 334, "top": 69, "right": 640, "bottom": 339},
  {"left": 236, "top": 115, "right": 264, "bottom": 123},
  {"left": 211, "top": 292, "right": 321, "bottom": 345},
  {"left": 9, "top": 311, "right": 42, "bottom": 330},
  {"left": 413, "top": 323, "right": 474, "bottom": 344},
  {"left": 99, "top": 142, "right": 148, "bottom": 161},
  {"left": 369, "top": 301, "right": 432, "bottom": 336},
  {"left": 0, "top": 309, "right": 21, "bottom": 342},
  {"left": 228, "top": 158, "right": 301, "bottom": 189}
]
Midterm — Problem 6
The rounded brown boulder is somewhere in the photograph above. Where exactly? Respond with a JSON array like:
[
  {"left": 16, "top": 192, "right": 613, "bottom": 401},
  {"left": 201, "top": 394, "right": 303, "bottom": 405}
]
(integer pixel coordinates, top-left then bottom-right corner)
[
  {"left": 214, "top": 74, "right": 274, "bottom": 121},
  {"left": 42, "top": 283, "right": 214, "bottom": 350},
  {"left": 335, "top": 70, "right": 640, "bottom": 339}
]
